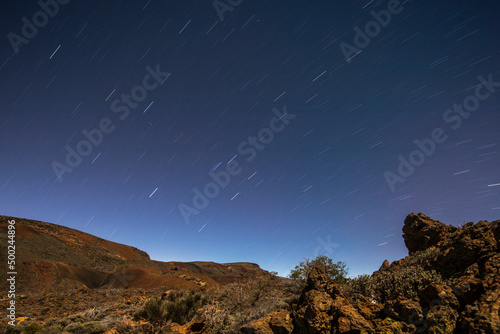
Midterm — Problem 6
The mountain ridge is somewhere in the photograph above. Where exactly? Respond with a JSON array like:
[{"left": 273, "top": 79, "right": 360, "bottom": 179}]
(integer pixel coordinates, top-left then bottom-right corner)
[{"left": 0, "top": 215, "right": 269, "bottom": 293}]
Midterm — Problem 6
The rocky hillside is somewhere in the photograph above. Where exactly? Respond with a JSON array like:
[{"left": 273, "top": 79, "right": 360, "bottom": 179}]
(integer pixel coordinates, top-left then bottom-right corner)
[
  {"left": 0, "top": 215, "right": 269, "bottom": 293},
  {"left": 1, "top": 213, "right": 498, "bottom": 333},
  {"left": 243, "top": 213, "right": 499, "bottom": 333}
]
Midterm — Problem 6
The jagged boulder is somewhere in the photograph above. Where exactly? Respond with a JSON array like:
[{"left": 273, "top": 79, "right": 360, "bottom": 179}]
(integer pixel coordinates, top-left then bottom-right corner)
[
  {"left": 425, "top": 305, "right": 459, "bottom": 334},
  {"left": 451, "top": 276, "right": 485, "bottom": 306},
  {"left": 292, "top": 268, "right": 373, "bottom": 334},
  {"left": 372, "top": 317, "right": 415, "bottom": 334},
  {"left": 402, "top": 213, "right": 457, "bottom": 254},
  {"left": 403, "top": 213, "right": 499, "bottom": 278},
  {"left": 268, "top": 310, "right": 294, "bottom": 334},
  {"left": 240, "top": 214, "right": 499, "bottom": 334},
  {"left": 240, "top": 309, "right": 293, "bottom": 334},
  {"left": 383, "top": 297, "right": 423, "bottom": 324},
  {"left": 482, "top": 253, "right": 500, "bottom": 287},
  {"left": 420, "top": 284, "right": 459, "bottom": 310},
  {"left": 331, "top": 298, "right": 373, "bottom": 333},
  {"left": 458, "top": 287, "right": 500, "bottom": 333},
  {"left": 379, "top": 259, "right": 391, "bottom": 271},
  {"left": 356, "top": 297, "right": 383, "bottom": 320},
  {"left": 293, "top": 288, "right": 334, "bottom": 333},
  {"left": 160, "top": 317, "right": 205, "bottom": 334},
  {"left": 436, "top": 220, "right": 497, "bottom": 277}
]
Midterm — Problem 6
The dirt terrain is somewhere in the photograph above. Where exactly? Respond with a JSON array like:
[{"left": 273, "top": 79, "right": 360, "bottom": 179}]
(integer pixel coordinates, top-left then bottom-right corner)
[{"left": 0, "top": 215, "right": 270, "bottom": 329}]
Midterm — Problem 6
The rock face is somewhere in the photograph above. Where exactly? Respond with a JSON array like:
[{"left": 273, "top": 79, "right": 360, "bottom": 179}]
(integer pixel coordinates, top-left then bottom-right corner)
[
  {"left": 240, "top": 309, "right": 294, "bottom": 334},
  {"left": 161, "top": 317, "right": 206, "bottom": 334},
  {"left": 400, "top": 213, "right": 500, "bottom": 333},
  {"left": 293, "top": 268, "right": 373, "bottom": 334},
  {"left": 402, "top": 213, "right": 457, "bottom": 254},
  {"left": 240, "top": 213, "right": 500, "bottom": 334},
  {"left": 403, "top": 213, "right": 499, "bottom": 278}
]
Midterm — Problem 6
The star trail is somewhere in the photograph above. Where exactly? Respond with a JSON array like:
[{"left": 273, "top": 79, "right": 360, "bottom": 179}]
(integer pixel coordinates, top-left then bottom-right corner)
[{"left": 0, "top": 0, "right": 499, "bottom": 277}]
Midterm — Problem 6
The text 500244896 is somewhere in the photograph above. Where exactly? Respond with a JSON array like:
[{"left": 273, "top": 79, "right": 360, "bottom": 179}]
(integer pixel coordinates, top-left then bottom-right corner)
[{"left": 6, "top": 219, "right": 17, "bottom": 326}]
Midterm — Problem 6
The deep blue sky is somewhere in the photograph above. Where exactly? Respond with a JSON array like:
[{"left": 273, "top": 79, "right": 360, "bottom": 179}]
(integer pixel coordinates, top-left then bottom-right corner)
[{"left": 1, "top": 0, "right": 499, "bottom": 277}]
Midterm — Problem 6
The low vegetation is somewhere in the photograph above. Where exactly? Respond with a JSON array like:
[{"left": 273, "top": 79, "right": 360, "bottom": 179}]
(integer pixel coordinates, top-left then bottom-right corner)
[
  {"left": 288, "top": 255, "right": 348, "bottom": 285},
  {"left": 133, "top": 290, "right": 208, "bottom": 326},
  {"left": 0, "top": 251, "right": 449, "bottom": 333},
  {"left": 343, "top": 248, "right": 444, "bottom": 304},
  {"left": 201, "top": 274, "right": 299, "bottom": 333},
  {"left": 3, "top": 272, "right": 298, "bottom": 333}
]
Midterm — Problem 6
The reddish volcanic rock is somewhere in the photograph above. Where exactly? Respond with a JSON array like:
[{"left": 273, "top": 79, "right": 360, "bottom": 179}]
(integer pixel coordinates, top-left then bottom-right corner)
[
  {"left": 402, "top": 213, "right": 457, "bottom": 254},
  {"left": 292, "top": 268, "right": 373, "bottom": 334},
  {"left": 2, "top": 213, "right": 499, "bottom": 334}
]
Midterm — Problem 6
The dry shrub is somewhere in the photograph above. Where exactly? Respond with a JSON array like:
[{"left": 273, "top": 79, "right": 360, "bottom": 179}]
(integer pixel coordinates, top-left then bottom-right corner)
[
  {"left": 202, "top": 274, "right": 299, "bottom": 333},
  {"left": 133, "top": 298, "right": 165, "bottom": 325},
  {"left": 133, "top": 290, "right": 208, "bottom": 326},
  {"left": 163, "top": 290, "right": 208, "bottom": 325}
]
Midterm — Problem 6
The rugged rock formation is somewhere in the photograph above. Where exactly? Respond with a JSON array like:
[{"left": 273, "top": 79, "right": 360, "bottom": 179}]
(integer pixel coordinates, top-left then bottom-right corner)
[
  {"left": 293, "top": 268, "right": 373, "bottom": 334},
  {"left": 236, "top": 268, "right": 375, "bottom": 334},
  {"left": 161, "top": 316, "right": 206, "bottom": 334},
  {"left": 402, "top": 213, "right": 457, "bottom": 255},
  {"left": 2, "top": 213, "right": 498, "bottom": 333},
  {"left": 240, "top": 309, "right": 294, "bottom": 334},
  {"left": 240, "top": 213, "right": 500, "bottom": 333}
]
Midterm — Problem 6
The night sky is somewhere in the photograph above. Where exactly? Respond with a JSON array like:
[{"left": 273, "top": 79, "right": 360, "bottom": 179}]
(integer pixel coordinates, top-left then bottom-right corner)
[{"left": 1, "top": 0, "right": 499, "bottom": 277}]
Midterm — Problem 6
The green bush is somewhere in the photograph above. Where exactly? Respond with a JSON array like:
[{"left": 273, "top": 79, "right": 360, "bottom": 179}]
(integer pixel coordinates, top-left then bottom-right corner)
[
  {"left": 343, "top": 274, "right": 372, "bottom": 304},
  {"left": 370, "top": 266, "right": 444, "bottom": 302},
  {"left": 3, "top": 326, "right": 22, "bottom": 334},
  {"left": 163, "top": 290, "right": 208, "bottom": 325},
  {"left": 372, "top": 249, "right": 444, "bottom": 302},
  {"left": 403, "top": 247, "right": 440, "bottom": 268},
  {"left": 133, "top": 298, "right": 165, "bottom": 325},
  {"left": 65, "top": 314, "right": 84, "bottom": 323},
  {"left": 63, "top": 323, "right": 85, "bottom": 333},
  {"left": 81, "top": 321, "right": 106, "bottom": 334},
  {"left": 289, "top": 255, "right": 348, "bottom": 285},
  {"left": 38, "top": 318, "right": 64, "bottom": 333},
  {"left": 133, "top": 290, "right": 208, "bottom": 326},
  {"left": 37, "top": 325, "right": 63, "bottom": 334},
  {"left": 342, "top": 249, "right": 444, "bottom": 304},
  {"left": 22, "top": 325, "right": 42, "bottom": 334}
]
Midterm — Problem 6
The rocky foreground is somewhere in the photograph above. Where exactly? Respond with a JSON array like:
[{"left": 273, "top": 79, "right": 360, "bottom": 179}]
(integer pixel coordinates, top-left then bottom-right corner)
[
  {"left": 239, "top": 213, "right": 500, "bottom": 334},
  {"left": 1, "top": 213, "right": 499, "bottom": 333}
]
